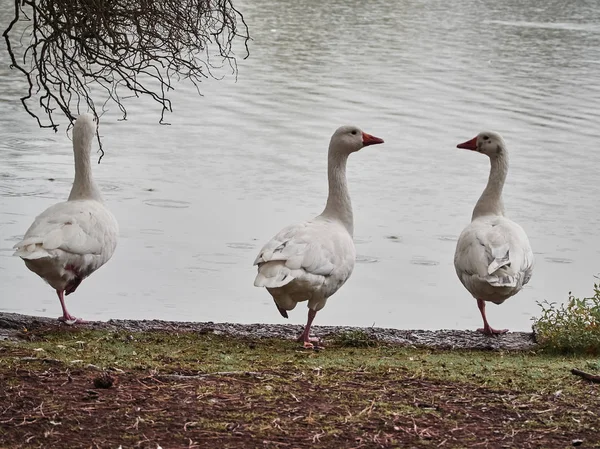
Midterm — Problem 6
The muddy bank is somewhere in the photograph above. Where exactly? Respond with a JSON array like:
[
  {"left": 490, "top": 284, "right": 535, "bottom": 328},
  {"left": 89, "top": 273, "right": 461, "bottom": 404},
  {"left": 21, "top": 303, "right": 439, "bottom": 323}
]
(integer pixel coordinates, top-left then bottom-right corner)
[{"left": 0, "top": 312, "right": 537, "bottom": 350}]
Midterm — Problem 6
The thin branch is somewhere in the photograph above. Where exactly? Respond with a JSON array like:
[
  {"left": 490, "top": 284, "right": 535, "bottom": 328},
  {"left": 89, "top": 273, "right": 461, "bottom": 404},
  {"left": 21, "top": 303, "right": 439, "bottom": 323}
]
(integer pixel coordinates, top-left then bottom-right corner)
[
  {"left": 571, "top": 368, "right": 600, "bottom": 383},
  {"left": 3, "top": 0, "right": 250, "bottom": 158}
]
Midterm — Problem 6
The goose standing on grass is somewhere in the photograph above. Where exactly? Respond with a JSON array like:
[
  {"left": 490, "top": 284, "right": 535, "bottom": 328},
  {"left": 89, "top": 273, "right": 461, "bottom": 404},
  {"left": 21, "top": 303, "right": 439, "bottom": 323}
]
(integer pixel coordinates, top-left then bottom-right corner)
[
  {"left": 13, "top": 114, "right": 118, "bottom": 324},
  {"left": 453, "top": 132, "right": 533, "bottom": 335},
  {"left": 253, "top": 126, "right": 384, "bottom": 348}
]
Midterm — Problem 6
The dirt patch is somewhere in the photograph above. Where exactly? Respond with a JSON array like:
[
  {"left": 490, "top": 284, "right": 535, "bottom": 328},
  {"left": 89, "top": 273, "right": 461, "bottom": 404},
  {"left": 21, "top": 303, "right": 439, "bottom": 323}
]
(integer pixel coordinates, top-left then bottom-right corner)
[{"left": 0, "top": 364, "right": 596, "bottom": 448}]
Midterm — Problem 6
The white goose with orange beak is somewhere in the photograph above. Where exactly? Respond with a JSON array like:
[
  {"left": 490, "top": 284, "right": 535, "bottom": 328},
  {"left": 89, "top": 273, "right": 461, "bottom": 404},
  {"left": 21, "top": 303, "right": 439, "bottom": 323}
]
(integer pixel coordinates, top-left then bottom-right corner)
[
  {"left": 253, "top": 125, "right": 384, "bottom": 348},
  {"left": 453, "top": 131, "right": 534, "bottom": 335}
]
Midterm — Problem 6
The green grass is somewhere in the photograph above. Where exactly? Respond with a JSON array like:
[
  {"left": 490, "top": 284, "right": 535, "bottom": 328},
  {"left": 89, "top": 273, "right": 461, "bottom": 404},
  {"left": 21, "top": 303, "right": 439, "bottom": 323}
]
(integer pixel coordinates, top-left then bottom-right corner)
[
  {"left": 1, "top": 327, "right": 596, "bottom": 393},
  {"left": 331, "top": 329, "right": 380, "bottom": 347}
]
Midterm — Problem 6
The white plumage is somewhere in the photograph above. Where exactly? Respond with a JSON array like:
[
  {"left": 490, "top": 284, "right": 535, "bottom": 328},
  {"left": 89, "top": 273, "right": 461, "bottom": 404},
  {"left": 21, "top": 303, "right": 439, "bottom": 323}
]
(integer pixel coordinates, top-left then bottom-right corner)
[
  {"left": 453, "top": 131, "right": 534, "bottom": 335},
  {"left": 254, "top": 125, "right": 384, "bottom": 348},
  {"left": 13, "top": 114, "right": 118, "bottom": 324},
  {"left": 254, "top": 219, "right": 355, "bottom": 312}
]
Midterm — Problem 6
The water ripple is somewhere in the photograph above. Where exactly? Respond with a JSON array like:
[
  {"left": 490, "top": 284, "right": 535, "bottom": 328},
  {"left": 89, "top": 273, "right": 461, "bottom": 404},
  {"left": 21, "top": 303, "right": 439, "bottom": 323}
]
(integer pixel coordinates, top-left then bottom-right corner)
[
  {"left": 1, "top": 0, "right": 599, "bottom": 328},
  {"left": 143, "top": 199, "right": 190, "bottom": 209},
  {"left": 356, "top": 255, "right": 379, "bottom": 264}
]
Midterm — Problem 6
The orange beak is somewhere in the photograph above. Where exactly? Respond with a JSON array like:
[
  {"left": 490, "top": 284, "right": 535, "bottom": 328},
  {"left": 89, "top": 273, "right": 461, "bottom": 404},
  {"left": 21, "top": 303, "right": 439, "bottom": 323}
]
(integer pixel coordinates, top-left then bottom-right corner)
[
  {"left": 457, "top": 136, "right": 478, "bottom": 151},
  {"left": 362, "top": 132, "right": 384, "bottom": 147}
]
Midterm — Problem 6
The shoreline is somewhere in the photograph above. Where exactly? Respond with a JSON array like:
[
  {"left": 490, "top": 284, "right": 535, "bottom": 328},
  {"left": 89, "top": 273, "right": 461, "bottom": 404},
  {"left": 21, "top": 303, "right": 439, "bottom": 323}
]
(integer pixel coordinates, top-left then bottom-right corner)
[{"left": 0, "top": 312, "right": 537, "bottom": 350}]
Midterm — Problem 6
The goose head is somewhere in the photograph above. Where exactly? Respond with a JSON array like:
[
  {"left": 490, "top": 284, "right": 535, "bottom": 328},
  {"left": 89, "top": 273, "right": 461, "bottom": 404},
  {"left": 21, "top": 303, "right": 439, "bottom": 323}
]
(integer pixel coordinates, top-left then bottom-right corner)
[
  {"left": 73, "top": 113, "right": 97, "bottom": 154},
  {"left": 457, "top": 131, "right": 506, "bottom": 157},
  {"left": 330, "top": 125, "right": 384, "bottom": 155}
]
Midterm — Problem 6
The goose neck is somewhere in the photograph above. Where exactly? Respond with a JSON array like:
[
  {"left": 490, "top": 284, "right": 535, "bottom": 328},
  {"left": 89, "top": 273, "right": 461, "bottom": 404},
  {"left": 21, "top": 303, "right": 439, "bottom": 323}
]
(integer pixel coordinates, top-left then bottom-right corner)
[
  {"left": 68, "top": 147, "right": 102, "bottom": 202},
  {"left": 472, "top": 152, "right": 508, "bottom": 220},
  {"left": 322, "top": 151, "right": 353, "bottom": 235}
]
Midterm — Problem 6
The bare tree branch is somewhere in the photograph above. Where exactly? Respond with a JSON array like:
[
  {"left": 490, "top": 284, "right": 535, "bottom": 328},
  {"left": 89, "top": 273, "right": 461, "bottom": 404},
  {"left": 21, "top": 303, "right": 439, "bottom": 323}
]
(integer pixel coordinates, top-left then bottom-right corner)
[{"left": 2, "top": 0, "right": 250, "bottom": 160}]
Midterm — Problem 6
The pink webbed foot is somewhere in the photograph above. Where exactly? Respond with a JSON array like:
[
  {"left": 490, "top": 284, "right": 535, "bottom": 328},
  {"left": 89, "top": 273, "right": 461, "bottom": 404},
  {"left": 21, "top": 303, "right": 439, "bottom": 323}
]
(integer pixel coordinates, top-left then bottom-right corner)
[
  {"left": 295, "top": 308, "right": 322, "bottom": 349},
  {"left": 475, "top": 299, "right": 507, "bottom": 336},
  {"left": 477, "top": 325, "right": 509, "bottom": 336},
  {"left": 296, "top": 334, "right": 323, "bottom": 349},
  {"left": 56, "top": 289, "right": 87, "bottom": 325},
  {"left": 58, "top": 314, "right": 88, "bottom": 325},
  {"left": 302, "top": 340, "right": 325, "bottom": 350}
]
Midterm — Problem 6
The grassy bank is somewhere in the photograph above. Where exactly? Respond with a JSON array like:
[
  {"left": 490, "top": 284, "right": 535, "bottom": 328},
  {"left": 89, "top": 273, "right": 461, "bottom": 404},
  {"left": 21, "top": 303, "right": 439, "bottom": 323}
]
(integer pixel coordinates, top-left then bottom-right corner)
[{"left": 0, "top": 325, "right": 599, "bottom": 448}]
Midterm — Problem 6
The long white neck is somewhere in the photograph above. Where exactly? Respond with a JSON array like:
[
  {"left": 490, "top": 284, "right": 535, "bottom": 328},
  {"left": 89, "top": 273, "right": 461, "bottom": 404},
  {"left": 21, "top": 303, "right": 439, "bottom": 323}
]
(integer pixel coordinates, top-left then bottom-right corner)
[
  {"left": 472, "top": 150, "right": 508, "bottom": 220},
  {"left": 68, "top": 142, "right": 103, "bottom": 202},
  {"left": 321, "top": 150, "right": 353, "bottom": 236}
]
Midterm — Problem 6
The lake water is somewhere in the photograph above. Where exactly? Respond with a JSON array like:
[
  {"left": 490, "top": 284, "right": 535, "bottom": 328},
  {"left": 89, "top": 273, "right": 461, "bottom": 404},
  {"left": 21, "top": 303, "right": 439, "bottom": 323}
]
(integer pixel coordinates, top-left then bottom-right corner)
[{"left": 1, "top": 0, "right": 599, "bottom": 331}]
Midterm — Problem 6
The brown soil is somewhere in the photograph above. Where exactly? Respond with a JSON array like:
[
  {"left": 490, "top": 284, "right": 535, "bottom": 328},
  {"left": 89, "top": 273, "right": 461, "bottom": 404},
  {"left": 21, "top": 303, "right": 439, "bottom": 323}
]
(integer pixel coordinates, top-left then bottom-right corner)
[{"left": 1, "top": 362, "right": 597, "bottom": 448}]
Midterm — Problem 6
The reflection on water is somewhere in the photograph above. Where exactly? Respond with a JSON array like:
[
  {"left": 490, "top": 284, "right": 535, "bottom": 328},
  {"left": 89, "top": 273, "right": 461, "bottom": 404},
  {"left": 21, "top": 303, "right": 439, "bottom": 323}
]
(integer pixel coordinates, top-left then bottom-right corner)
[{"left": 1, "top": 0, "right": 599, "bottom": 330}]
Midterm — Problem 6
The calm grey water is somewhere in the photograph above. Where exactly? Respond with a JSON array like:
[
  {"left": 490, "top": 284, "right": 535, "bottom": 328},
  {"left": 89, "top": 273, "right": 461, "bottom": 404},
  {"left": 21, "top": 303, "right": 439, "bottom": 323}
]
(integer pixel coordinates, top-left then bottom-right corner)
[{"left": 1, "top": 0, "right": 599, "bottom": 331}]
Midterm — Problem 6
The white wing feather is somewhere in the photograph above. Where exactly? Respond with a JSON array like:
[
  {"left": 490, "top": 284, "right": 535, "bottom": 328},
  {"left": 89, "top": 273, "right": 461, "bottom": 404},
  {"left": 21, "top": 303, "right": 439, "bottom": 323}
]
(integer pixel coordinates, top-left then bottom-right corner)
[
  {"left": 14, "top": 201, "right": 114, "bottom": 257},
  {"left": 13, "top": 200, "right": 118, "bottom": 291},
  {"left": 253, "top": 217, "right": 355, "bottom": 298},
  {"left": 454, "top": 216, "right": 533, "bottom": 302}
]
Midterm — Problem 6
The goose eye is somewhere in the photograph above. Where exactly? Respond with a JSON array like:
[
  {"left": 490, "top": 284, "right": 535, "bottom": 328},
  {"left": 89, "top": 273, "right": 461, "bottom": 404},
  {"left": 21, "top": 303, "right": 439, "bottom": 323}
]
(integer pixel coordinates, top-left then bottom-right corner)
[
  {"left": 351, "top": 130, "right": 357, "bottom": 135},
  {"left": 482, "top": 135, "right": 489, "bottom": 140}
]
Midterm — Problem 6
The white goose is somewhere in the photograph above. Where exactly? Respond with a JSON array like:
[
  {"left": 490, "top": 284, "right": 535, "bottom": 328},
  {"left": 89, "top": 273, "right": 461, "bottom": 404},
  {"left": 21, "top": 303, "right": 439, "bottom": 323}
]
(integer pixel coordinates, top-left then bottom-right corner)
[
  {"left": 13, "top": 114, "right": 119, "bottom": 324},
  {"left": 253, "top": 125, "right": 384, "bottom": 348},
  {"left": 454, "top": 131, "right": 534, "bottom": 335}
]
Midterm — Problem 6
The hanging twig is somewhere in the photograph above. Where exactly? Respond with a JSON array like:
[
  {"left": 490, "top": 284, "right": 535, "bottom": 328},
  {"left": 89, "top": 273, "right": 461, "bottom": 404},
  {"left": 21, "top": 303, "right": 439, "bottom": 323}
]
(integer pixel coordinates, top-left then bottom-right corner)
[{"left": 2, "top": 0, "right": 250, "bottom": 157}]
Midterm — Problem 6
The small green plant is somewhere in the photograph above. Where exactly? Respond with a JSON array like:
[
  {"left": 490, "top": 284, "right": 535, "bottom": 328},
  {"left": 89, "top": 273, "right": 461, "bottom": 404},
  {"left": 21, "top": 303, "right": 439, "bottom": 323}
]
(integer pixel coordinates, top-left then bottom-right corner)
[
  {"left": 584, "top": 360, "right": 600, "bottom": 372},
  {"left": 331, "top": 329, "right": 379, "bottom": 348},
  {"left": 533, "top": 283, "right": 600, "bottom": 354}
]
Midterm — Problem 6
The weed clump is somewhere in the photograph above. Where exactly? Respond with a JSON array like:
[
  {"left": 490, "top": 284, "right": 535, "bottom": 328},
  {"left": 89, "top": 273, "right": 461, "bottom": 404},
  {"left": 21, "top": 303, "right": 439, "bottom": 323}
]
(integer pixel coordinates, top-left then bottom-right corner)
[
  {"left": 332, "top": 329, "right": 379, "bottom": 348},
  {"left": 533, "top": 283, "right": 600, "bottom": 354}
]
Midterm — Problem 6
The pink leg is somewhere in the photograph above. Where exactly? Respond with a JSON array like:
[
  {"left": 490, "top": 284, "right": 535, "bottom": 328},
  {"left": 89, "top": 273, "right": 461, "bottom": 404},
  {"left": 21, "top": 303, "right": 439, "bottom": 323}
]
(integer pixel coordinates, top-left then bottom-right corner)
[
  {"left": 56, "top": 290, "right": 87, "bottom": 324},
  {"left": 295, "top": 309, "right": 320, "bottom": 349},
  {"left": 476, "top": 299, "right": 507, "bottom": 336}
]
